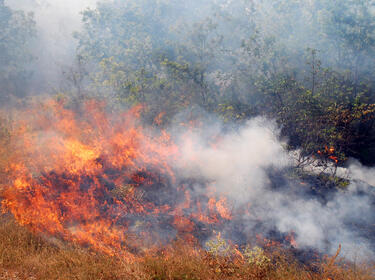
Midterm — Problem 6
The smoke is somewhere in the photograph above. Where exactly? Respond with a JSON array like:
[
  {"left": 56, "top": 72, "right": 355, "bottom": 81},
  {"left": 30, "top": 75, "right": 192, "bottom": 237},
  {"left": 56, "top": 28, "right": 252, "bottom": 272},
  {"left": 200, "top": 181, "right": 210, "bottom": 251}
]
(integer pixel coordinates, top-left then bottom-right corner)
[
  {"left": 348, "top": 160, "right": 375, "bottom": 187},
  {"left": 176, "top": 118, "right": 289, "bottom": 203},
  {"left": 5, "top": 0, "right": 100, "bottom": 92},
  {"left": 174, "top": 117, "right": 375, "bottom": 260}
]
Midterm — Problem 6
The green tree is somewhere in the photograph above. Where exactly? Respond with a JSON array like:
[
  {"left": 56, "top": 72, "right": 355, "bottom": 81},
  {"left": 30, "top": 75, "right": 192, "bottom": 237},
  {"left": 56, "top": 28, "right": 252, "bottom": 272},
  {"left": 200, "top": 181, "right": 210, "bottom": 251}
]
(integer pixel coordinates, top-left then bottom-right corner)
[
  {"left": 319, "top": 0, "right": 375, "bottom": 89},
  {"left": 0, "top": 0, "right": 36, "bottom": 100}
]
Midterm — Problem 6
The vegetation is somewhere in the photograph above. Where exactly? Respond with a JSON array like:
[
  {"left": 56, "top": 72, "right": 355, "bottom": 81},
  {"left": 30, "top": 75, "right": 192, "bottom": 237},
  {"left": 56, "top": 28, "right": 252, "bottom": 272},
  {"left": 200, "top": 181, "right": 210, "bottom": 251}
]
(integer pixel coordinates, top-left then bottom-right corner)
[
  {"left": 0, "top": 0, "right": 36, "bottom": 100},
  {"left": 0, "top": 214, "right": 373, "bottom": 280},
  {"left": 69, "top": 0, "right": 375, "bottom": 166},
  {"left": 2, "top": 0, "right": 375, "bottom": 166}
]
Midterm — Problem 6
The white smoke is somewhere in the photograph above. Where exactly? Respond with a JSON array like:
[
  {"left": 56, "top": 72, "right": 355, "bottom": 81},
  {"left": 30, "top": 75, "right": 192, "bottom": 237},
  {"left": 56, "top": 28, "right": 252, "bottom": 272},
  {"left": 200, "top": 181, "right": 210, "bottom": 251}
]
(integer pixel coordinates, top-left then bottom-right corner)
[
  {"left": 177, "top": 118, "right": 289, "bottom": 202},
  {"left": 176, "top": 117, "right": 374, "bottom": 259},
  {"left": 5, "top": 0, "right": 101, "bottom": 91},
  {"left": 348, "top": 160, "right": 375, "bottom": 187}
]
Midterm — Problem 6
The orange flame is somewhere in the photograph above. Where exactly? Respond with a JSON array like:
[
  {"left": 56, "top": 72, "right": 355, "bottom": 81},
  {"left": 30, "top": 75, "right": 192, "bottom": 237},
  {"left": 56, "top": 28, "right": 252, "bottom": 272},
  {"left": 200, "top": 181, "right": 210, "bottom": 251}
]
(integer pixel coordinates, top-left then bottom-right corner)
[
  {"left": 0, "top": 99, "right": 235, "bottom": 259},
  {"left": 317, "top": 146, "right": 338, "bottom": 164}
]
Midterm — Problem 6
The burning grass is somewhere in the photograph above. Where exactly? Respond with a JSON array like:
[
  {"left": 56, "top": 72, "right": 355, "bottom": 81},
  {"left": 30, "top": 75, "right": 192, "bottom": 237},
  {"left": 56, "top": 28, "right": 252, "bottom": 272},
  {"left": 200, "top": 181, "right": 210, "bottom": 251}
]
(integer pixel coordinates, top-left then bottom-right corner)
[{"left": 0, "top": 214, "right": 374, "bottom": 280}]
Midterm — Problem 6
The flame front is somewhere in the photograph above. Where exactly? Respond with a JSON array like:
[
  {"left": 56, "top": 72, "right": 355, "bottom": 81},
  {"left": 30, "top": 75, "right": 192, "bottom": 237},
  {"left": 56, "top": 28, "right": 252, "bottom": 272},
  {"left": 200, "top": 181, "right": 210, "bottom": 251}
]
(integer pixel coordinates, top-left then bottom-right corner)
[{"left": 1, "top": 100, "right": 234, "bottom": 258}]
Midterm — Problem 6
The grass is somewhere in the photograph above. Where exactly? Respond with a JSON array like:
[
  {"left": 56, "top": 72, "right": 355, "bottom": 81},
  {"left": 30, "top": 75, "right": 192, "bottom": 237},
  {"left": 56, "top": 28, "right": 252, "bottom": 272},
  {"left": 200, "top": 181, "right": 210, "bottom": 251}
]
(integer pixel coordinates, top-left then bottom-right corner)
[{"left": 0, "top": 215, "right": 373, "bottom": 280}]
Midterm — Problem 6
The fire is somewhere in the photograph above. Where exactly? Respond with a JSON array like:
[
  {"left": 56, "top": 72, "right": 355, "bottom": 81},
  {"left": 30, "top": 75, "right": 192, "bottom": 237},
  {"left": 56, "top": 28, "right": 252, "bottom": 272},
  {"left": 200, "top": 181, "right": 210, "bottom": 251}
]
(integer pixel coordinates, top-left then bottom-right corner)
[
  {"left": 0, "top": 99, "right": 306, "bottom": 260},
  {"left": 0, "top": 99, "right": 235, "bottom": 258},
  {"left": 317, "top": 146, "right": 339, "bottom": 164},
  {"left": 215, "top": 197, "right": 232, "bottom": 220},
  {"left": 286, "top": 231, "right": 298, "bottom": 248}
]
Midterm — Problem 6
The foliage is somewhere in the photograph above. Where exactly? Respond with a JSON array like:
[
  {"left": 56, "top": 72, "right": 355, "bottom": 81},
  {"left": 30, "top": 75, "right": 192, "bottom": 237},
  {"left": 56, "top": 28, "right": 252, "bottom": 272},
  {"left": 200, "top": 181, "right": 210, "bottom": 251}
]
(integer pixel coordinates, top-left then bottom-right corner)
[
  {"left": 3, "top": 0, "right": 375, "bottom": 166},
  {"left": 205, "top": 233, "right": 230, "bottom": 257},
  {"left": 0, "top": 0, "right": 36, "bottom": 100},
  {"left": 244, "top": 246, "right": 271, "bottom": 268},
  {"left": 214, "top": 0, "right": 375, "bottom": 166}
]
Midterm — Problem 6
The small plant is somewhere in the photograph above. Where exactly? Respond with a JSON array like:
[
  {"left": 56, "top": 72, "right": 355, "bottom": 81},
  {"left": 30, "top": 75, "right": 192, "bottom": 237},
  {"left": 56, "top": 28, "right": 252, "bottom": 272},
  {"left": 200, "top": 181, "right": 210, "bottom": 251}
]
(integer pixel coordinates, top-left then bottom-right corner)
[
  {"left": 243, "top": 246, "right": 270, "bottom": 268},
  {"left": 205, "top": 232, "right": 230, "bottom": 256}
]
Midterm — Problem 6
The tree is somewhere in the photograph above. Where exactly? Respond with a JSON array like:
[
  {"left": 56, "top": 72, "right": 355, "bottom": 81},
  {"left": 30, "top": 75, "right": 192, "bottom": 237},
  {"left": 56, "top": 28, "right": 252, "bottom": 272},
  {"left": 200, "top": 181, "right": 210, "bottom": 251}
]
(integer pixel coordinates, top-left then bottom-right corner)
[
  {"left": 320, "top": 0, "right": 375, "bottom": 88},
  {"left": 74, "top": 0, "right": 224, "bottom": 119},
  {"left": 0, "top": 0, "right": 36, "bottom": 100}
]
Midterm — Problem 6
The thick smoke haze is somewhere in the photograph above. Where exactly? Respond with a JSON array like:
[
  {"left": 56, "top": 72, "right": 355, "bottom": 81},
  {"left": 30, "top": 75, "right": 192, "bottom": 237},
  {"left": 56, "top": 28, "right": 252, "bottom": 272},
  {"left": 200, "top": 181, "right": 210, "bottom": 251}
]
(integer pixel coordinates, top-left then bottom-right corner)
[
  {"left": 174, "top": 118, "right": 374, "bottom": 260},
  {"left": 176, "top": 118, "right": 289, "bottom": 204}
]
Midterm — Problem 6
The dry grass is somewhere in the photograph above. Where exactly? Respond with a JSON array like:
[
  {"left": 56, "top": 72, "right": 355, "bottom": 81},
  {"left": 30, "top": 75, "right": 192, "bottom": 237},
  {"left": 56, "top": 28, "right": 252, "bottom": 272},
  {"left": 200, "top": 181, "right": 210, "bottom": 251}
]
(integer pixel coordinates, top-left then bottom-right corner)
[
  {"left": 0, "top": 214, "right": 373, "bottom": 280},
  {"left": 0, "top": 215, "right": 145, "bottom": 280}
]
